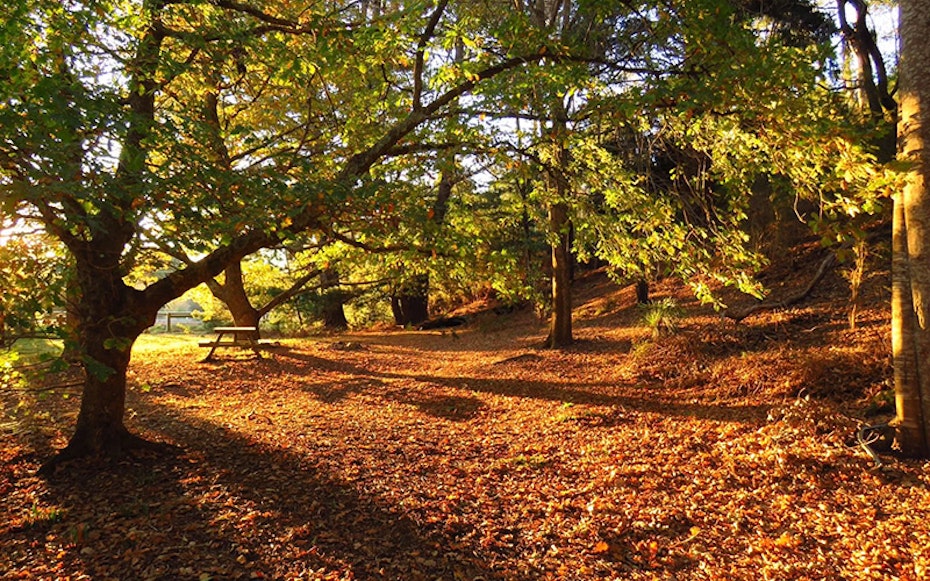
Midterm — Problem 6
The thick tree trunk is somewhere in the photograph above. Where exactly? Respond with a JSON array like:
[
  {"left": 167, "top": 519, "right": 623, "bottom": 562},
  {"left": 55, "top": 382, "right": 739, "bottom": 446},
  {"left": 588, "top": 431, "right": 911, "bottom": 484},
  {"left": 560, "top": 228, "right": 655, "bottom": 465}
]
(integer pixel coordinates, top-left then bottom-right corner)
[
  {"left": 41, "top": 247, "right": 162, "bottom": 473},
  {"left": 320, "top": 267, "right": 349, "bottom": 330},
  {"left": 223, "top": 260, "right": 261, "bottom": 340},
  {"left": 391, "top": 274, "right": 430, "bottom": 326},
  {"left": 893, "top": 0, "right": 930, "bottom": 458},
  {"left": 65, "top": 327, "right": 137, "bottom": 457},
  {"left": 60, "top": 284, "right": 82, "bottom": 364},
  {"left": 207, "top": 261, "right": 261, "bottom": 339}
]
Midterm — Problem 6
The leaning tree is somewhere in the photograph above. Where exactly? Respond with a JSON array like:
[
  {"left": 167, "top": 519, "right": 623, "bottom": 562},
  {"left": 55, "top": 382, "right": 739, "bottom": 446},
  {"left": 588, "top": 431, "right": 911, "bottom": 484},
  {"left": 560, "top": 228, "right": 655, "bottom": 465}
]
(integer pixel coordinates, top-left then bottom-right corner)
[{"left": 0, "top": 0, "right": 547, "bottom": 471}]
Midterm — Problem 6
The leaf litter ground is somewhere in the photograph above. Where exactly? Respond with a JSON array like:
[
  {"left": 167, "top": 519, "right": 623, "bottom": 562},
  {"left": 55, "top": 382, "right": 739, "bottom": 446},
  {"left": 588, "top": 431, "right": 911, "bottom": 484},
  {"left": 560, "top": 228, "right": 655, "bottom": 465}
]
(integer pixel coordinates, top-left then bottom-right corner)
[{"left": 3, "top": 258, "right": 930, "bottom": 580}]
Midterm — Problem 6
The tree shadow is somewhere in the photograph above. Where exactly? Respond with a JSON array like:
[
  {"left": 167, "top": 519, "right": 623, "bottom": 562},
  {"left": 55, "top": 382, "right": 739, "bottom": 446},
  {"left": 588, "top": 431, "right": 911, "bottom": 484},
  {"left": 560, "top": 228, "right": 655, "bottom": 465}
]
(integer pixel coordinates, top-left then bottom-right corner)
[
  {"left": 338, "top": 324, "right": 547, "bottom": 354},
  {"left": 24, "top": 402, "right": 502, "bottom": 580},
  {"left": 270, "top": 349, "right": 771, "bottom": 424}
]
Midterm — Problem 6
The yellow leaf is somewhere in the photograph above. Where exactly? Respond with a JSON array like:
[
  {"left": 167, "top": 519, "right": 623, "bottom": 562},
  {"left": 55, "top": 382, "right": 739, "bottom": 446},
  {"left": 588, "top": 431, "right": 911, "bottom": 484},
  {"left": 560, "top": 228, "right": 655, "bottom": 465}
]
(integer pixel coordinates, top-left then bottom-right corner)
[
  {"left": 774, "top": 532, "right": 798, "bottom": 548},
  {"left": 592, "top": 540, "right": 610, "bottom": 554}
]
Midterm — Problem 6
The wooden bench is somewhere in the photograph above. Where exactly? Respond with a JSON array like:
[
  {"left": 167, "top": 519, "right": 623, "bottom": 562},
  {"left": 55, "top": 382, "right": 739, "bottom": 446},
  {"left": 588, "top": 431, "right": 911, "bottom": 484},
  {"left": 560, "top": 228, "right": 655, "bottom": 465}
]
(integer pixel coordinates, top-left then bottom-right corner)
[{"left": 199, "top": 327, "right": 265, "bottom": 361}]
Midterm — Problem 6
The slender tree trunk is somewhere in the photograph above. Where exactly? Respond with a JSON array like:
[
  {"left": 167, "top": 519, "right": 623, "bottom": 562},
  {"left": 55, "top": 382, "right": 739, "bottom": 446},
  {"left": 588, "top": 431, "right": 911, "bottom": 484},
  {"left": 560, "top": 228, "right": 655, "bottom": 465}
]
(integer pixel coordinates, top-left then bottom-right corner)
[
  {"left": 545, "top": 108, "right": 573, "bottom": 349},
  {"left": 548, "top": 201, "right": 573, "bottom": 347},
  {"left": 893, "top": 0, "right": 930, "bottom": 457},
  {"left": 636, "top": 278, "right": 650, "bottom": 305}
]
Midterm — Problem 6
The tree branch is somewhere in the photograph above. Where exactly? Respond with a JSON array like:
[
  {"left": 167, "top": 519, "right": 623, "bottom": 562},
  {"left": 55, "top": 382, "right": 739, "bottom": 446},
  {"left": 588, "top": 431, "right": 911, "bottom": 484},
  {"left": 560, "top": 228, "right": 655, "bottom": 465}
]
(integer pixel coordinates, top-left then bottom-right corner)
[
  {"left": 412, "top": 0, "right": 449, "bottom": 111},
  {"left": 257, "top": 268, "right": 322, "bottom": 318},
  {"left": 724, "top": 253, "right": 837, "bottom": 322}
]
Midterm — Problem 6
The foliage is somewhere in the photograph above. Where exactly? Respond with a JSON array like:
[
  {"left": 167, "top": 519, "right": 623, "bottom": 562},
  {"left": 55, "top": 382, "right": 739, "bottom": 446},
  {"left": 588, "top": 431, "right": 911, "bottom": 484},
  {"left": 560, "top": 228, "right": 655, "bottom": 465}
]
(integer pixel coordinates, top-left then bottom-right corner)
[
  {"left": 0, "top": 351, "right": 23, "bottom": 392},
  {"left": 0, "top": 233, "right": 69, "bottom": 346},
  {"left": 1, "top": 0, "right": 897, "bottom": 332},
  {"left": 640, "top": 298, "right": 683, "bottom": 338}
]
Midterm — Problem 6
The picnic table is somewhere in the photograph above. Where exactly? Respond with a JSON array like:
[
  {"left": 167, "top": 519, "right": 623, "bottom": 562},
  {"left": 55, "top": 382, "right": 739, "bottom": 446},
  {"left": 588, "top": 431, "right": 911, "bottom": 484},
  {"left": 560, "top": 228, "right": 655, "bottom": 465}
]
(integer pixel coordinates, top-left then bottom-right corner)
[{"left": 199, "top": 326, "right": 264, "bottom": 361}]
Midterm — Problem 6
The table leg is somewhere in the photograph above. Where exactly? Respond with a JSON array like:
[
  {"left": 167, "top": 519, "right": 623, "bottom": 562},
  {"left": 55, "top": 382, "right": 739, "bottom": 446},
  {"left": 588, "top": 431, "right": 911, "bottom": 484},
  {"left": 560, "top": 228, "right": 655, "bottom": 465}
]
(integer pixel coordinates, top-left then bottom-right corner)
[
  {"left": 203, "top": 331, "right": 225, "bottom": 361},
  {"left": 242, "top": 332, "right": 263, "bottom": 359}
]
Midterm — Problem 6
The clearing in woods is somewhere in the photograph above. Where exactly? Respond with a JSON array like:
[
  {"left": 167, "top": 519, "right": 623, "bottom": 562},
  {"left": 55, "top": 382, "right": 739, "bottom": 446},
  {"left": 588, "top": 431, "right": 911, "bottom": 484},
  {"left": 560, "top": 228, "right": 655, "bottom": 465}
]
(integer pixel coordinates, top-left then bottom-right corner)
[{"left": 1, "top": 244, "right": 929, "bottom": 580}]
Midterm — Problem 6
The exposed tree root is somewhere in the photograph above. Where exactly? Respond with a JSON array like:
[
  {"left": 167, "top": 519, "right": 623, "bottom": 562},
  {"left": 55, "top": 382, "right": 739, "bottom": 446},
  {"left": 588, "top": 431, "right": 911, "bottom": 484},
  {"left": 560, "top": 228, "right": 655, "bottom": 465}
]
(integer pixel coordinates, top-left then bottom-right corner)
[
  {"left": 37, "top": 428, "right": 181, "bottom": 477},
  {"left": 725, "top": 253, "right": 837, "bottom": 323}
]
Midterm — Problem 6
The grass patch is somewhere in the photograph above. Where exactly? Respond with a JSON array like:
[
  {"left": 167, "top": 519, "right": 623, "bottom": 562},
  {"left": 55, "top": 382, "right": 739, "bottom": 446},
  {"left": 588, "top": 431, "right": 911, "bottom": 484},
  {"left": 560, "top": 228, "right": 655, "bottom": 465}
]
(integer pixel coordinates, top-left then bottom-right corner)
[
  {"left": 640, "top": 297, "right": 683, "bottom": 338},
  {"left": 132, "top": 334, "right": 202, "bottom": 355},
  {"left": 24, "top": 502, "right": 64, "bottom": 526},
  {"left": 9, "top": 338, "right": 62, "bottom": 365}
]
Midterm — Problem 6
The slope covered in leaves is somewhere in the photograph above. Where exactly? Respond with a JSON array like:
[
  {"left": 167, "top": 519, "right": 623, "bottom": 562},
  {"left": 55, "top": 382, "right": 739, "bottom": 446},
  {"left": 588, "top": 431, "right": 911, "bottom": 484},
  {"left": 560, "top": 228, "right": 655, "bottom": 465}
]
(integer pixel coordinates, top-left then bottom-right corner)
[{"left": 2, "top": 245, "right": 929, "bottom": 580}]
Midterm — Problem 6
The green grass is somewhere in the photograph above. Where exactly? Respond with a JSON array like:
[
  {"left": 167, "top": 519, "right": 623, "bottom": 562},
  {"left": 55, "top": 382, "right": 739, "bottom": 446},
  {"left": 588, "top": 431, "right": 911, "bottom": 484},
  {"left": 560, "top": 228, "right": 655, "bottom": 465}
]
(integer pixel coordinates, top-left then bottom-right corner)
[
  {"left": 132, "top": 333, "right": 202, "bottom": 355},
  {"left": 640, "top": 297, "right": 683, "bottom": 337},
  {"left": 6, "top": 334, "right": 207, "bottom": 362},
  {"left": 9, "top": 338, "right": 62, "bottom": 365}
]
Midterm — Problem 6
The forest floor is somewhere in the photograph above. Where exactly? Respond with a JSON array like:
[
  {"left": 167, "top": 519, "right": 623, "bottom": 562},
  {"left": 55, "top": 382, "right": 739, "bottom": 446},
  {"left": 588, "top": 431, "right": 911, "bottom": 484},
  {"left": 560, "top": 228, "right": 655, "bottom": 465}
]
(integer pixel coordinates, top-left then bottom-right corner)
[{"left": 2, "top": 238, "right": 930, "bottom": 580}]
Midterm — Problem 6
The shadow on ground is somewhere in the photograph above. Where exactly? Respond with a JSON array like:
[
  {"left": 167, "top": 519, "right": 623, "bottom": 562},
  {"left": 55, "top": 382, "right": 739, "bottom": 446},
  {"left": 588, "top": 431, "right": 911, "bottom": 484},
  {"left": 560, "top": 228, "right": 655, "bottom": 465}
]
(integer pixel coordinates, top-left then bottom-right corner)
[{"left": 20, "top": 403, "right": 503, "bottom": 580}]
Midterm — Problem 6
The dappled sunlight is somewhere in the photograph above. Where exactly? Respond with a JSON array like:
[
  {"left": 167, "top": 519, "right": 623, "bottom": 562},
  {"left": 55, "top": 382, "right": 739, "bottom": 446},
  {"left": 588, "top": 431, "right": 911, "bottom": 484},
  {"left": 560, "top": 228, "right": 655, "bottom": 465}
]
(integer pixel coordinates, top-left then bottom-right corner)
[
  {"left": 132, "top": 334, "right": 208, "bottom": 357},
  {"left": 3, "top": 308, "right": 929, "bottom": 579},
  {"left": 0, "top": 224, "right": 923, "bottom": 580}
]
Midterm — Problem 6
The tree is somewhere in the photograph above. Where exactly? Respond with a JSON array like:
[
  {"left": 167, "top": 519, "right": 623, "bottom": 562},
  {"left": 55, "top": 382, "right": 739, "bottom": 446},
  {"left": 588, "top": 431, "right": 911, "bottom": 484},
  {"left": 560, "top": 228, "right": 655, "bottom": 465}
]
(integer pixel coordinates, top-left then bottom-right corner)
[
  {"left": 466, "top": 0, "right": 840, "bottom": 347},
  {"left": 0, "top": 0, "right": 546, "bottom": 470},
  {"left": 319, "top": 266, "right": 350, "bottom": 330},
  {"left": 892, "top": 0, "right": 930, "bottom": 458},
  {"left": 837, "top": 0, "right": 898, "bottom": 121},
  {"left": 0, "top": 228, "right": 68, "bottom": 347},
  {"left": 201, "top": 257, "right": 322, "bottom": 337}
]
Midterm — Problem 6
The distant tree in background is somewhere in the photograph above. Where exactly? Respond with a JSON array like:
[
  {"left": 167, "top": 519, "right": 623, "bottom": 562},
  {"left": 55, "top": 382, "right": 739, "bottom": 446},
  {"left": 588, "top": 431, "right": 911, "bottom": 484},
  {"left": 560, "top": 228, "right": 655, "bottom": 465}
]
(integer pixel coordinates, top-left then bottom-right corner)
[{"left": 0, "top": 231, "right": 68, "bottom": 347}]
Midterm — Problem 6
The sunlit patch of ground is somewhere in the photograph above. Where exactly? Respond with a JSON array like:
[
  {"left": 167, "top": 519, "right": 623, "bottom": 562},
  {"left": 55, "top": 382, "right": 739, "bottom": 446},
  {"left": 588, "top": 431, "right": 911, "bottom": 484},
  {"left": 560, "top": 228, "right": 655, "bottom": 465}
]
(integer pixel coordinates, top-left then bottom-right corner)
[{"left": 1, "top": 257, "right": 928, "bottom": 580}]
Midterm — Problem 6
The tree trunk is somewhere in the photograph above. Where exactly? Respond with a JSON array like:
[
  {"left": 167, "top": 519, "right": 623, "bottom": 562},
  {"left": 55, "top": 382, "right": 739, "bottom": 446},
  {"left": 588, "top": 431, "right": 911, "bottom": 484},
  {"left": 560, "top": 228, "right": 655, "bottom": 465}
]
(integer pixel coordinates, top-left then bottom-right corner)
[
  {"left": 547, "top": 201, "right": 573, "bottom": 348},
  {"left": 893, "top": 0, "right": 930, "bottom": 458},
  {"left": 207, "top": 261, "right": 261, "bottom": 339},
  {"left": 320, "top": 267, "right": 349, "bottom": 330},
  {"left": 636, "top": 278, "right": 650, "bottom": 305},
  {"left": 60, "top": 280, "right": 82, "bottom": 363},
  {"left": 66, "top": 324, "right": 138, "bottom": 457},
  {"left": 41, "top": 245, "right": 161, "bottom": 472},
  {"left": 545, "top": 105, "right": 573, "bottom": 349},
  {"left": 391, "top": 274, "right": 430, "bottom": 326}
]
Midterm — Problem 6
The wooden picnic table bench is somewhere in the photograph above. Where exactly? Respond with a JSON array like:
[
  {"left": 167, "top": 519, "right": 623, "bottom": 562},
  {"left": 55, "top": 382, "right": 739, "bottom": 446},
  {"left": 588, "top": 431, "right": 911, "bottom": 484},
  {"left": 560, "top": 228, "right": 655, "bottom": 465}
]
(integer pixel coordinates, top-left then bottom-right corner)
[{"left": 199, "top": 326, "right": 264, "bottom": 361}]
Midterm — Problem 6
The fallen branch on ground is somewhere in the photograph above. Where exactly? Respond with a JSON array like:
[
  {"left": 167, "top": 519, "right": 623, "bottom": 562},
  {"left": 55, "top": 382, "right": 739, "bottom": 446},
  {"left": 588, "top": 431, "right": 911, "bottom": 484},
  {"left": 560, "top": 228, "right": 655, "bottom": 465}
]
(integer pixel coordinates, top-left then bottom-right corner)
[{"left": 725, "top": 253, "right": 837, "bottom": 323}]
